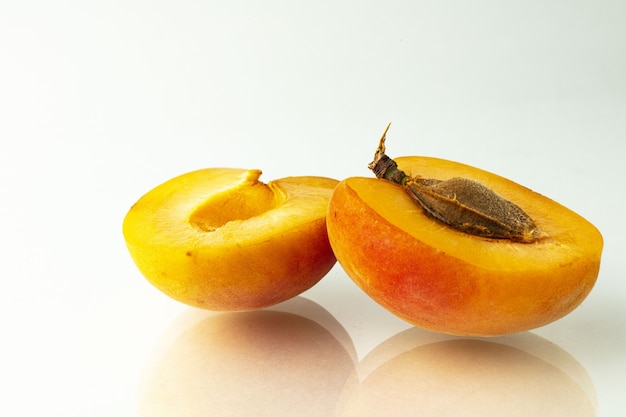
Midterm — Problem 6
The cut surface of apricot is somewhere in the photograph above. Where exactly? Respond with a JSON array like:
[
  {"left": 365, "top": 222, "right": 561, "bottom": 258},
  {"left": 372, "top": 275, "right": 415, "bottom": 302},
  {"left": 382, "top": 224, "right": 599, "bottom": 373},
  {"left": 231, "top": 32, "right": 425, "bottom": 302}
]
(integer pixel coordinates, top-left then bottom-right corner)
[
  {"left": 123, "top": 168, "right": 338, "bottom": 311},
  {"left": 327, "top": 156, "right": 603, "bottom": 336}
]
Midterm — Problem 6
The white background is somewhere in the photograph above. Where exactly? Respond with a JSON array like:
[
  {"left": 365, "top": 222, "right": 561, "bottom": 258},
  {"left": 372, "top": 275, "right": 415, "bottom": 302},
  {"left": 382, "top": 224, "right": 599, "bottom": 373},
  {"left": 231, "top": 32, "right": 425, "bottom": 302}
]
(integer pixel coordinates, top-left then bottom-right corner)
[{"left": 1, "top": 0, "right": 625, "bottom": 415}]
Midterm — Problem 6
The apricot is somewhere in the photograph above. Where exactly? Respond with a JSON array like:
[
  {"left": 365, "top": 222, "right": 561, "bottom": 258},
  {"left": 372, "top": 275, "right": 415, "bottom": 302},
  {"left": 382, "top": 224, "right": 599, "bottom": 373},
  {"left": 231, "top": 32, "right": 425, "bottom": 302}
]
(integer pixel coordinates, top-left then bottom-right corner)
[
  {"left": 327, "top": 156, "right": 603, "bottom": 336},
  {"left": 123, "top": 168, "right": 338, "bottom": 310}
]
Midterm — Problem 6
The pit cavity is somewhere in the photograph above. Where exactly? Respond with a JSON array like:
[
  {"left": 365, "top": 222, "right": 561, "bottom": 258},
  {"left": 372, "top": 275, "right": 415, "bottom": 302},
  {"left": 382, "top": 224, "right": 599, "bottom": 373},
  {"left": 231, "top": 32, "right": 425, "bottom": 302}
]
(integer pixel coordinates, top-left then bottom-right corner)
[{"left": 189, "top": 180, "right": 280, "bottom": 232}]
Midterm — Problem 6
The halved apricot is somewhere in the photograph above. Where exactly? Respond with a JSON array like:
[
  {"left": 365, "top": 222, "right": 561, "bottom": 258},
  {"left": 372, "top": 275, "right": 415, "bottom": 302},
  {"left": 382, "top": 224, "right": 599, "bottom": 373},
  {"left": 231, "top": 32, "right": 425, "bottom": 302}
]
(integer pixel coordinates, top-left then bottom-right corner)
[
  {"left": 327, "top": 156, "right": 603, "bottom": 336},
  {"left": 123, "top": 168, "right": 338, "bottom": 311}
]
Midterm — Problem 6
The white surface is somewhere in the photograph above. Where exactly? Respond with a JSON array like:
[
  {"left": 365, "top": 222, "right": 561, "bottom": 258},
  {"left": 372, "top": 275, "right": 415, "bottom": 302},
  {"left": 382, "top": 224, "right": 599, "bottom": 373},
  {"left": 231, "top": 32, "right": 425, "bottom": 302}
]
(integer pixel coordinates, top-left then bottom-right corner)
[{"left": 1, "top": 1, "right": 625, "bottom": 415}]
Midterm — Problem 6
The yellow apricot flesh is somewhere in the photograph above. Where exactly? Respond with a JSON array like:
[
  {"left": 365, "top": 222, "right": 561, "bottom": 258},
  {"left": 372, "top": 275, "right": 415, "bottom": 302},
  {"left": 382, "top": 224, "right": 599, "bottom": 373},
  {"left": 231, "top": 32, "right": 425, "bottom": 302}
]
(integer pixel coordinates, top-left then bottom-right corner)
[
  {"left": 123, "top": 168, "right": 338, "bottom": 311},
  {"left": 327, "top": 156, "right": 603, "bottom": 336}
]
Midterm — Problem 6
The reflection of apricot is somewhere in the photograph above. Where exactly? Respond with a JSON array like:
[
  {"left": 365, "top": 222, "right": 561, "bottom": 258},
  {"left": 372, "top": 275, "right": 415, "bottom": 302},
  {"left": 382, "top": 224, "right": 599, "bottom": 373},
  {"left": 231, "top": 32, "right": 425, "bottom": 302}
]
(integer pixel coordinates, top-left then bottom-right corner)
[
  {"left": 139, "top": 297, "right": 356, "bottom": 417},
  {"left": 337, "top": 329, "right": 596, "bottom": 417}
]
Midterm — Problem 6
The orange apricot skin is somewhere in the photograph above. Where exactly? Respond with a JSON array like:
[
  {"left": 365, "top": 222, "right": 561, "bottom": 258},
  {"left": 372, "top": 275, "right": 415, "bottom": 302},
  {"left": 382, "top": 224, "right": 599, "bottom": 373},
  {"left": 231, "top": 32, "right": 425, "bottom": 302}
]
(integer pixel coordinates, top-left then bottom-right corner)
[{"left": 327, "top": 157, "right": 603, "bottom": 336}]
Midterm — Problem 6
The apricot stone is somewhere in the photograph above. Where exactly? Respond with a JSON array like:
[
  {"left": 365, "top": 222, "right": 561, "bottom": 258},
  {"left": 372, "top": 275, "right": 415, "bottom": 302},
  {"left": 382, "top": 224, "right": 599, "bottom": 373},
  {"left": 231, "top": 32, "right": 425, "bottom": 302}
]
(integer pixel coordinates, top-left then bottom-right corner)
[
  {"left": 123, "top": 168, "right": 338, "bottom": 310},
  {"left": 327, "top": 156, "right": 603, "bottom": 336}
]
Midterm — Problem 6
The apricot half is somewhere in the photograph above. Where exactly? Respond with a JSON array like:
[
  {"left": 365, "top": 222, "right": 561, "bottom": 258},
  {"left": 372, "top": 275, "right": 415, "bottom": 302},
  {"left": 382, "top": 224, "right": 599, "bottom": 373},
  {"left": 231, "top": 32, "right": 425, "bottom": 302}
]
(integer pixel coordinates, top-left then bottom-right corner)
[
  {"left": 327, "top": 156, "right": 603, "bottom": 336},
  {"left": 123, "top": 168, "right": 338, "bottom": 311}
]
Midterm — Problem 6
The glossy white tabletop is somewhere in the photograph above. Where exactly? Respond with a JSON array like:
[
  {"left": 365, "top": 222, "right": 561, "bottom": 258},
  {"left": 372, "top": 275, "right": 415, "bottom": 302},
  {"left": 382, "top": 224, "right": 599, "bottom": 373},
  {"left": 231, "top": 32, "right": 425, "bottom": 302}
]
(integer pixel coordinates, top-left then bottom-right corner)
[{"left": 2, "top": 1, "right": 625, "bottom": 415}]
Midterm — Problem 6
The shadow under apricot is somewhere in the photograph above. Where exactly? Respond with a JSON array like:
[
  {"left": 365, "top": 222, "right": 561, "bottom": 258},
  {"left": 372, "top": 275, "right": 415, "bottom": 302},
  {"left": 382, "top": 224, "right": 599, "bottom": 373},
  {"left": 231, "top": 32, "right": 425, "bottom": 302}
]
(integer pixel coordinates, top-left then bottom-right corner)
[
  {"left": 138, "top": 297, "right": 357, "bottom": 417},
  {"left": 336, "top": 329, "right": 597, "bottom": 417}
]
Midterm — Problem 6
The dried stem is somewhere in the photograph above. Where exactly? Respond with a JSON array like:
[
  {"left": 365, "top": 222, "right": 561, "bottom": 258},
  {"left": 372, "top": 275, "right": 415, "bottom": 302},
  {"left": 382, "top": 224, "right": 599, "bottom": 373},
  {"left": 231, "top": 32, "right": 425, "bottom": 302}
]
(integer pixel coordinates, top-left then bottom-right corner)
[
  {"left": 368, "top": 123, "right": 408, "bottom": 185},
  {"left": 368, "top": 122, "right": 392, "bottom": 169}
]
